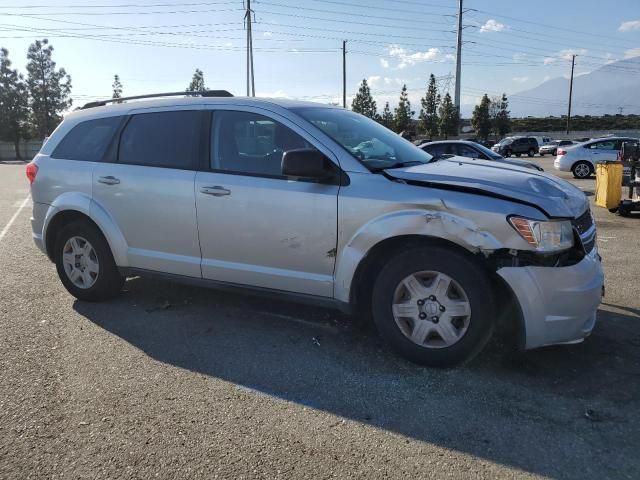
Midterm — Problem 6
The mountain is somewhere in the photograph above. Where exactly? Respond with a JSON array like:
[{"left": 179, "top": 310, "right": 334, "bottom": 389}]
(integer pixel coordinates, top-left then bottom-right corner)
[{"left": 508, "top": 56, "right": 640, "bottom": 117}]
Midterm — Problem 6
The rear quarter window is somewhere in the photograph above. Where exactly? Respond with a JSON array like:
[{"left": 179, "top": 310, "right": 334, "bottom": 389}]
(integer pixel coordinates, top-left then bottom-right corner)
[{"left": 51, "top": 116, "right": 123, "bottom": 161}]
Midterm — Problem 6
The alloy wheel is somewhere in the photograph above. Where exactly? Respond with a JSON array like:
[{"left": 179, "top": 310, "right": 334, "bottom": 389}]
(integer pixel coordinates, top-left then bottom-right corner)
[
  {"left": 62, "top": 236, "right": 99, "bottom": 289},
  {"left": 391, "top": 271, "right": 471, "bottom": 349}
]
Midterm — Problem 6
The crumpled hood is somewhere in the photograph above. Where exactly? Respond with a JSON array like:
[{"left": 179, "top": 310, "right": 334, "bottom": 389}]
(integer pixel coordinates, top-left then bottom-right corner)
[{"left": 386, "top": 156, "right": 588, "bottom": 218}]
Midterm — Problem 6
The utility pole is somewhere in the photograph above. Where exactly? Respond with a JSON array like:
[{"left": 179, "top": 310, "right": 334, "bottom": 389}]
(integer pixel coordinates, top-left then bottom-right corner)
[
  {"left": 245, "top": 0, "right": 255, "bottom": 96},
  {"left": 454, "top": 0, "right": 463, "bottom": 129},
  {"left": 342, "top": 40, "right": 347, "bottom": 108},
  {"left": 566, "top": 54, "right": 576, "bottom": 134}
]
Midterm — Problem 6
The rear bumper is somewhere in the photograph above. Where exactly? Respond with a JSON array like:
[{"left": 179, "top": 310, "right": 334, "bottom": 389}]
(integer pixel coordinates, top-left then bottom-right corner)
[
  {"left": 498, "top": 247, "right": 603, "bottom": 350},
  {"left": 31, "top": 202, "right": 49, "bottom": 255}
]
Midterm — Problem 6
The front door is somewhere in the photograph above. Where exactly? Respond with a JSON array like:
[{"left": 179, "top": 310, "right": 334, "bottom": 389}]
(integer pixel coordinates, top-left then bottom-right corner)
[
  {"left": 92, "top": 109, "right": 203, "bottom": 277},
  {"left": 195, "top": 108, "right": 339, "bottom": 297}
]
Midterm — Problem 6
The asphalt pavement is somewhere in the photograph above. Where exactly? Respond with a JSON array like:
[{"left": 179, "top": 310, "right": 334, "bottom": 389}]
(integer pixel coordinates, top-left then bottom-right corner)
[{"left": 0, "top": 157, "right": 639, "bottom": 479}]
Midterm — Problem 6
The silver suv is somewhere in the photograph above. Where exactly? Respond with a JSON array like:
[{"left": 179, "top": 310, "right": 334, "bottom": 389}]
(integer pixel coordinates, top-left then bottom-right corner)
[{"left": 27, "top": 92, "right": 604, "bottom": 366}]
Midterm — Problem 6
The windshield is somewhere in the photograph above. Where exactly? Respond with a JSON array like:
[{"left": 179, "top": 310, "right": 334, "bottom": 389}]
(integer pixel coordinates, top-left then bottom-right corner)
[
  {"left": 497, "top": 137, "right": 513, "bottom": 145},
  {"left": 292, "top": 107, "right": 433, "bottom": 171},
  {"left": 472, "top": 142, "right": 502, "bottom": 159}
]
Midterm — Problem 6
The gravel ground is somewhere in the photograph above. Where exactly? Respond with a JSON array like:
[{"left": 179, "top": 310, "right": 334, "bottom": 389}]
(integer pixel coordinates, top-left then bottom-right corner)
[{"left": 0, "top": 157, "right": 639, "bottom": 479}]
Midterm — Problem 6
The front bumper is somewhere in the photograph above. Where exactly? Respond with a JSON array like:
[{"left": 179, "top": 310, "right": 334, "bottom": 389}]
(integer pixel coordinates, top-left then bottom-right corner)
[{"left": 497, "top": 247, "right": 603, "bottom": 350}]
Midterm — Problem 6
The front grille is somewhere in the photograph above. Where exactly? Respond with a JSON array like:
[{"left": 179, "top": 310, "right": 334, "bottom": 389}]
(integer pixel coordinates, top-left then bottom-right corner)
[
  {"left": 573, "top": 208, "right": 593, "bottom": 236},
  {"left": 573, "top": 208, "right": 595, "bottom": 254}
]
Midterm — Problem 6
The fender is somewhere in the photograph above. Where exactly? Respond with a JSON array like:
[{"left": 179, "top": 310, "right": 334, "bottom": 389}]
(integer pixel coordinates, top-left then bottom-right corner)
[
  {"left": 333, "top": 209, "right": 504, "bottom": 303},
  {"left": 42, "top": 192, "right": 129, "bottom": 267}
]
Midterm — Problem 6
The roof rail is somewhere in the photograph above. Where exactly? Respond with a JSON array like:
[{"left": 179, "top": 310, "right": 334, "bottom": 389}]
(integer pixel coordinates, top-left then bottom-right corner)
[{"left": 81, "top": 90, "right": 234, "bottom": 109}]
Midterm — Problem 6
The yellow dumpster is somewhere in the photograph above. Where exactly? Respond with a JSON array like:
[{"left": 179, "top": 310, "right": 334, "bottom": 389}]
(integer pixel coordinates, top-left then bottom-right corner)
[{"left": 595, "top": 162, "right": 623, "bottom": 210}]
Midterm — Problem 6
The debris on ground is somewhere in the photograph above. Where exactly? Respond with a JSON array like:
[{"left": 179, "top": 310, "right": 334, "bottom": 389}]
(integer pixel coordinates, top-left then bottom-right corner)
[
  {"left": 145, "top": 300, "right": 173, "bottom": 313},
  {"left": 312, "top": 337, "right": 321, "bottom": 346}
]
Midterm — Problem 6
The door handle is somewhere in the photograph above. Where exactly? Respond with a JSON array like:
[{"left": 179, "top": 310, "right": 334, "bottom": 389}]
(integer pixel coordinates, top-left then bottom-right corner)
[
  {"left": 200, "top": 186, "right": 231, "bottom": 196},
  {"left": 97, "top": 176, "right": 120, "bottom": 185}
]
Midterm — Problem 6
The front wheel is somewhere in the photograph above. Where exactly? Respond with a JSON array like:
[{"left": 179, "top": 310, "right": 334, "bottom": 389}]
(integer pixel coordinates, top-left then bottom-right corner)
[
  {"left": 371, "top": 246, "right": 495, "bottom": 367},
  {"left": 572, "top": 161, "right": 593, "bottom": 179},
  {"left": 539, "top": 152, "right": 545, "bottom": 157},
  {"left": 515, "top": 153, "right": 521, "bottom": 157},
  {"left": 505, "top": 149, "right": 512, "bottom": 157},
  {"left": 528, "top": 148, "right": 535, "bottom": 157},
  {"left": 55, "top": 221, "right": 124, "bottom": 301}
]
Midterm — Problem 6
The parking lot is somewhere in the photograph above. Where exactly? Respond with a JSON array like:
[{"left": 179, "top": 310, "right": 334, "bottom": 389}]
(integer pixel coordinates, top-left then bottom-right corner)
[{"left": 0, "top": 156, "right": 639, "bottom": 479}]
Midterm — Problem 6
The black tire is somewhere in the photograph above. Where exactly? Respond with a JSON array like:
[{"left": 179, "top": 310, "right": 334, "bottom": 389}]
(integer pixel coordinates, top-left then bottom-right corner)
[
  {"left": 608, "top": 208, "right": 619, "bottom": 213},
  {"left": 552, "top": 149, "right": 558, "bottom": 156},
  {"left": 54, "top": 221, "right": 124, "bottom": 302},
  {"left": 505, "top": 149, "right": 512, "bottom": 157},
  {"left": 515, "top": 152, "right": 521, "bottom": 157},
  {"left": 571, "top": 161, "right": 593, "bottom": 179},
  {"left": 539, "top": 152, "right": 544, "bottom": 157},
  {"left": 528, "top": 148, "right": 535, "bottom": 157},
  {"left": 371, "top": 246, "right": 495, "bottom": 367}
]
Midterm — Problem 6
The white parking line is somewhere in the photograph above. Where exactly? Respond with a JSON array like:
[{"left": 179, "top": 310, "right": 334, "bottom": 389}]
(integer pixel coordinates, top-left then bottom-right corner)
[{"left": 0, "top": 196, "right": 30, "bottom": 242}]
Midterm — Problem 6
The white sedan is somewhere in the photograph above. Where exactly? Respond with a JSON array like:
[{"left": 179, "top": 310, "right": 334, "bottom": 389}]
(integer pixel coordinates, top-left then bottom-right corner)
[{"left": 554, "top": 137, "right": 637, "bottom": 178}]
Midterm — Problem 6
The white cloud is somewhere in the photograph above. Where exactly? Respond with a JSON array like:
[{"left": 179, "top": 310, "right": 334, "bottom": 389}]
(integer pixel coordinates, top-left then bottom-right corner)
[
  {"left": 367, "top": 75, "right": 382, "bottom": 88},
  {"left": 543, "top": 48, "right": 587, "bottom": 65},
  {"left": 479, "top": 19, "right": 508, "bottom": 33},
  {"left": 256, "top": 90, "right": 292, "bottom": 99},
  {"left": 543, "top": 75, "right": 551, "bottom": 82},
  {"left": 387, "top": 45, "right": 454, "bottom": 69},
  {"left": 512, "top": 52, "right": 528, "bottom": 62},
  {"left": 380, "top": 57, "right": 389, "bottom": 68},
  {"left": 262, "top": 31, "right": 272, "bottom": 37},
  {"left": 604, "top": 52, "right": 617, "bottom": 64},
  {"left": 624, "top": 47, "right": 640, "bottom": 58},
  {"left": 619, "top": 20, "right": 640, "bottom": 32},
  {"left": 512, "top": 76, "right": 528, "bottom": 83}
]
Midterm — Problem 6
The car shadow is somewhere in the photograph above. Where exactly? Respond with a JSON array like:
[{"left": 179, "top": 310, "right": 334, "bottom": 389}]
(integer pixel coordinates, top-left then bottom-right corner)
[{"left": 73, "top": 276, "right": 640, "bottom": 479}]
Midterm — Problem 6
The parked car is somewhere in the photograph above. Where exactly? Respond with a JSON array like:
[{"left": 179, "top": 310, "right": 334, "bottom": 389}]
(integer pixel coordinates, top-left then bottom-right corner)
[
  {"left": 531, "top": 136, "right": 552, "bottom": 149},
  {"left": 554, "top": 136, "right": 638, "bottom": 178},
  {"left": 27, "top": 93, "right": 603, "bottom": 367},
  {"left": 492, "top": 136, "right": 539, "bottom": 157},
  {"left": 539, "top": 140, "right": 575, "bottom": 156},
  {"left": 420, "top": 140, "right": 543, "bottom": 171}
]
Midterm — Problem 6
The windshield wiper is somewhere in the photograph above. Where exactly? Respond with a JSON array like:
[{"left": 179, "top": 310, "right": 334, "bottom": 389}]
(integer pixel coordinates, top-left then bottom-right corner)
[{"left": 370, "top": 160, "right": 424, "bottom": 172}]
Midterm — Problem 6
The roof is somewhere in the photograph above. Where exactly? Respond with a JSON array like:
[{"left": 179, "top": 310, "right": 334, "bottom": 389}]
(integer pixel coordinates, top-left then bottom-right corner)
[
  {"left": 66, "top": 96, "right": 338, "bottom": 121},
  {"left": 421, "top": 140, "right": 478, "bottom": 146}
]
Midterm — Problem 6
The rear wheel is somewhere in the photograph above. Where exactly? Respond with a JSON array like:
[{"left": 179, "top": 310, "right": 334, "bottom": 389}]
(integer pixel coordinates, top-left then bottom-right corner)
[
  {"left": 515, "top": 152, "right": 521, "bottom": 157},
  {"left": 55, "top": 221, "right": 124, "bottom": 301},
  {"left": 572, "top": 161, "right": 593, "bottom": 179},
  {"left": 552, "top": 148, "right": 558, "bottom": 156},
  {"left": 371, "top": 246, "right": 495, "bottom": 367},
  {"left": 539, "top": 152, "right": 545, "bottom": 157},
  {"left": 528, "top": 148, "right": 535, "bottom": 157},
  {"left": 505, "top": 149, "right": 512, "bottom": 157}
]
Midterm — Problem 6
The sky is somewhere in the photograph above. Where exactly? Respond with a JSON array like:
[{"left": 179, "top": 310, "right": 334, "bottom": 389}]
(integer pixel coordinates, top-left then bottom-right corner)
[{"left": 1, "top": 0, "right": 639, "bottom": 115}]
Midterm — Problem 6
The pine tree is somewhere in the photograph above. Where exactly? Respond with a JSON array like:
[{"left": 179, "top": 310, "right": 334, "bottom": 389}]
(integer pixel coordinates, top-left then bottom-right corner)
[
  {"left": 0, "top": 48, "right": 29, "bottom": 159},
  {"left": 351, "top": 79, "right": 377, "bottom": 119},
  {"left": 186, "top": 68, "right": 206, "bottom": 95},
  {"left": 471, "top": 94, "right": 492, "bottom": 142},
  {"left": 26, "top": 39, "right": 72, "bottom": 139},
  {"left": 380, "top": 101, "right": 394, "bottom": 129},
  {"left": 418, "top": 74, "right": 439, "bottom": 138},
  {"left": 394, "top": 84, "right": 414, "bottom": 133},
  {"left": 112, "top": 74, "right": 123, "bottom": 99},
  {"left": 495, "top": 93, "right": 511, "bottom": 138},
  {"left": 438, "top": 93, "right": 458, "bottom": 139}
]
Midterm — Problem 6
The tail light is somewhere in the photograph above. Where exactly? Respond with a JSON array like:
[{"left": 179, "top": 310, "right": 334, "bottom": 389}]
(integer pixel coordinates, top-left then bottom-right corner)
[
  {"left": 26, "top": 162, "right": 38, "bottom": 185},
  {"left": 557, "top": 149, "right": 567, "bottom": 156}
]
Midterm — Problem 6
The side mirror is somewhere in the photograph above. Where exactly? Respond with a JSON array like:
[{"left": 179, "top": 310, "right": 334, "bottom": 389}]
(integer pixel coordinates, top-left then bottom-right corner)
[{"left": 281, "top": 148, "right": 333, "bottom": 179}]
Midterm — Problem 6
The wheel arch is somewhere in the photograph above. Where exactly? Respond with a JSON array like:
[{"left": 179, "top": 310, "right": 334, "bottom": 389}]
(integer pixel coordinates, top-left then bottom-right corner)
[{"left": 43, "top": 194, "right": 128, "bottom": 266}]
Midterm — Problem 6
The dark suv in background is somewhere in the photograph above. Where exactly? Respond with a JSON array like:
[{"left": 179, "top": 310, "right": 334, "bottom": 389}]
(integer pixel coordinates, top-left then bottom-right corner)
[{"left": 492, "top": 137, "right": 539, "bottom": 157}]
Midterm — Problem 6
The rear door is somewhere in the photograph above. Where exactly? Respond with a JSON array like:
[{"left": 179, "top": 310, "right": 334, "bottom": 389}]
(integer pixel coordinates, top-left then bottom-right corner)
[
  {"left": 92, "top": 108, "right": 205, "bottom": 277},
  {"left": 587, "top": 139, "right": 619, "bottom": 163},
  {"left": 194, "top": 107, "right": 340, "bottom": 297}
]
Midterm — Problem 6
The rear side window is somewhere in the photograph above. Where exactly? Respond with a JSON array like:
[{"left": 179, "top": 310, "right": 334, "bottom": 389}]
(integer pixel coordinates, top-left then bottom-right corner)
[
  {"left": 52, "top": 116, "right": 122, "bottom": 161},
  {"left": 118, "top": 111, "right": 201, "bottom": 169}
]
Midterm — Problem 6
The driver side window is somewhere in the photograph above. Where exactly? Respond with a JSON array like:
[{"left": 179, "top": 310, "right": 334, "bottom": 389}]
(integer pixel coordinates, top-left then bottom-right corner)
[{"left": 211, "top": 111, "right": 313, "bottom": 177}]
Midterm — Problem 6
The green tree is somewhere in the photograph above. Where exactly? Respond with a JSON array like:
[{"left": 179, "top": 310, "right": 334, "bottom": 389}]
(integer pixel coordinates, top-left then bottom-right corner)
[
  {"left": 438, "top": 93, "right": 458, "bottom": 139},
  {"left": 112, "top": 74, "right": 123, "bottom": 99},
  {"left": 351, "top": 78, "right": 377, "bottom": 119},
  {"left": 0, "top": 48, "right": 29, "bottom": 159},
  {"left": 380, "top": 101, "right": 394, "bottom": 129},
  {"left": 186, "top": 68, "right": 206, "bottom": 94},
  {"left": 394, "top": 84, "right": 414, "bottom": 133},
  {"left": 471, "top": 94, "right": 492, "bottom": 142},
  {"left": 418, "top": 74, "right": 439, "bottom": 138},
  {"left": 26, "top": 39, "right": 72, "bottom": 139},
  {"left": 494, "top": 93, "right": 511, "bottom": 138}
]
